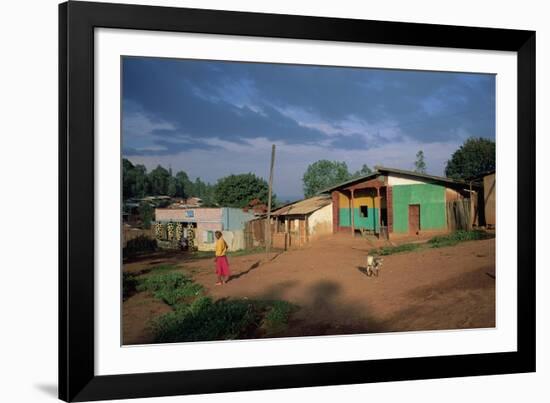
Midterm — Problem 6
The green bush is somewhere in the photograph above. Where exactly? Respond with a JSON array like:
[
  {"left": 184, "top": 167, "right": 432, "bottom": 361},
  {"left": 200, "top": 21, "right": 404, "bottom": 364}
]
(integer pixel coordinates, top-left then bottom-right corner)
[
  {"left": 374, "top": 243, "right": 421, "bottom": 256},
  {"left": 123, "top": 235, "right": 157, "bottom": 258},
  {"left": 137, "top": 272, "right": 188, "bottom": 292},
  {"left": 428, "top": 230, "right": 493, "bottom": 248},
  {"left": 152, "top": 297, "right": 255, "bottom": 343},
  {"left": 263, "top": 301, "right": 295, "bottom": 334},
  {"left": 136, "top": 271, "right": 296, "bottom": 343},
  {"left": 137, "top": 272, "right": 203, "bottom": 306},
  {"left": 154, "top": 283, "right": 204, "bottom": 306},
  {"left": 139, "top": 202, "right": 154, "bottom": 229}
]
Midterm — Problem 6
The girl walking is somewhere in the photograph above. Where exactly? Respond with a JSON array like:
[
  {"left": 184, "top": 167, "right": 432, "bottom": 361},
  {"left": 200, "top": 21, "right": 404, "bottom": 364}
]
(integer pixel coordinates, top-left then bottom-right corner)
[{"left": 214, "top": 231, "right": 231, "bottom": 285}]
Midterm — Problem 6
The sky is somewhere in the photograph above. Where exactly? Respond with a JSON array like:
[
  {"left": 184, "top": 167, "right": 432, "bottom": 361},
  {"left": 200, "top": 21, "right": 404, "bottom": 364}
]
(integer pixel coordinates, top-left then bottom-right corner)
[{"left": 122, "top": 57, "right": 495, "bottom": 202}]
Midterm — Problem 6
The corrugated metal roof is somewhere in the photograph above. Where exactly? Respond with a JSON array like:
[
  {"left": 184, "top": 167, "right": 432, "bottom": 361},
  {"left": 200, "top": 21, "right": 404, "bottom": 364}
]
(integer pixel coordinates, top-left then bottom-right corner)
[
  {"left": 271, "top": 195, "right": 332, "bottom": 216},
  {"left": 317, "top": 172, "right": 381, "bottom": 194},
  {"left": 377, "top": 166, "right": 470, "bottom": 186},
  {"left": 318, "top": 166, "right": 474, "bottom": 194}
]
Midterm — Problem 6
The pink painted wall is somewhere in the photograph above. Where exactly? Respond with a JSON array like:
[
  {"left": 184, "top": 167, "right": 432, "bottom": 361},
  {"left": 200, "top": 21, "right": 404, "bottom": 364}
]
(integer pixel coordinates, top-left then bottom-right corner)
[{"left": 155, "top": 208, "right": 222, "bottom": 222}]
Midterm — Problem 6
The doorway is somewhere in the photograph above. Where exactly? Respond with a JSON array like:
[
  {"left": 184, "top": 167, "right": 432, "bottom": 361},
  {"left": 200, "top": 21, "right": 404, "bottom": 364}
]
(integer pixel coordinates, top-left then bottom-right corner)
[{"left": 408, "top": 204, "right": 420, "bottom": 234}]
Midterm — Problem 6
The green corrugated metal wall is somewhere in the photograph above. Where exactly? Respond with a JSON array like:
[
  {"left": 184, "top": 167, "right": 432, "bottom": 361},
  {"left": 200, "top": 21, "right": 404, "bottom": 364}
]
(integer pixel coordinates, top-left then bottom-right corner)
[
  {"left": 392, "top": 184, "right": 446, "bottom": 232},
  {"left": 339, "top": 207, "right": 379, "bottom": 230}
]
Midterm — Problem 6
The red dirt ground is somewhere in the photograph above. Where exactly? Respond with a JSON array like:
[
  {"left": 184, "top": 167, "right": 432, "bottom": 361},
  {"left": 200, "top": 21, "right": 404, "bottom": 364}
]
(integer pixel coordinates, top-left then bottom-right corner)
[{"left": 123, "top": 235, "right": 495, "bottom": 344}]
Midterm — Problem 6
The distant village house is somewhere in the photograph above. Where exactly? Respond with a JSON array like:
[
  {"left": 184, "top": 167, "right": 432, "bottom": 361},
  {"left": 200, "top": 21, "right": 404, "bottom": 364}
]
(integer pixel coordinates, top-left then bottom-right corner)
[{"left": 154, "top": 207, "right": 255, "bottom": 251}]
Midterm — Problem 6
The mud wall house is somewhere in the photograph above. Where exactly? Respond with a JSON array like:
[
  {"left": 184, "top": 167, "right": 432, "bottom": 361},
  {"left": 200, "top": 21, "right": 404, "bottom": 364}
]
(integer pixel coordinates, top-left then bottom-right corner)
[
  {"left": 324, "top": 167, "right": 476, "bottom": 238},
  {"left": 154, "top": 207, "right": 255, "bottom": 251},
  {"left": 270, "top": 195, "right": 333, "bottom": 249}
]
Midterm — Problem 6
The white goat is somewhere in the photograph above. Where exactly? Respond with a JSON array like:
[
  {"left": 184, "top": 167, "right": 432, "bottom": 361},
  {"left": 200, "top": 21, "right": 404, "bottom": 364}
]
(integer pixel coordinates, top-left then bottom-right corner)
[{"left": 366, "top": 255, "right": 383, "bottom": 277}]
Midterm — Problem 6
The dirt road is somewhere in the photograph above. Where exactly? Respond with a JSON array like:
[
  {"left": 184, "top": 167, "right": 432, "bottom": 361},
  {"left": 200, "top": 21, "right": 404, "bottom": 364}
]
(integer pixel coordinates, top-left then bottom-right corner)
[{"left": 123, "top": 235, "right": 495, "bottom": 344}]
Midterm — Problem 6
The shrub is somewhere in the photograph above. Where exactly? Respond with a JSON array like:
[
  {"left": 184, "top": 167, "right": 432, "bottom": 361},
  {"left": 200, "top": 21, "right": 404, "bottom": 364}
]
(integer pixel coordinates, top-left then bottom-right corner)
[
  {"left": 137, "top": 272, "right": 203, "bottom": 306},
  {"left": 263, "top": 301, "right": 295, "bottom": 334},
  {"left": 428, "top": 230, "right": 493, "bottom": 248},
  {"left": 374, "top": 243, "right": 421, "bottom": 256},
  {"left": 154, "top": 283, "right": 203, "bottom": 306},
  {"left": 152, "top": 297, "right": 255, "bottom": 343},
  {"left": 137, "top": 272, "right": 188, "bottom": 293},
  {"left": 139, "top": 202, "right": 154, "bottom": 229}
]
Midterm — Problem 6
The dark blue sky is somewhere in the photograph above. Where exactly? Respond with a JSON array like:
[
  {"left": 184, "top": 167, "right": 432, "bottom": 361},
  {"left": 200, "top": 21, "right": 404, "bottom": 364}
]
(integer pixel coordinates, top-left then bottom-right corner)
[{"left": 122, "top": 57, "right": 495, "bottom": 201}]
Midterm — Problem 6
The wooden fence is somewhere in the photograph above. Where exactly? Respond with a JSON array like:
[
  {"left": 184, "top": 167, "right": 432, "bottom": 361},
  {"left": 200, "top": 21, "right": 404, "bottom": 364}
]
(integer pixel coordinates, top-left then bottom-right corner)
[
  {"left": 446, "top": 199, "right": 472, "bottom": 231},
  {"left": 123, "top": 227, "right": 154, "bottom": 247},
  {"left": 244, "top": 219, "right": 267, "bottom": 249}
]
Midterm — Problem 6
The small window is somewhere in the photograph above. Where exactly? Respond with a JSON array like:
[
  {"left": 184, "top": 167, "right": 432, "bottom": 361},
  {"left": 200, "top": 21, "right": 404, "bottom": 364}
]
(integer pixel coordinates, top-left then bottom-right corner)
[
  {"left": 203, "top": 230, "right": 215, "bottom": 243},
  {"left": 360, "top": 206, "right": 369, "bottom": 217}
]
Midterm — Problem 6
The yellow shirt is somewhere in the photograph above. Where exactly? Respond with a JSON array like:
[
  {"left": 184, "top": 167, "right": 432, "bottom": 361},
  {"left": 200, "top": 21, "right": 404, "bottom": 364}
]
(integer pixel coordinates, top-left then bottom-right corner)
[{"left": 215, "top": 238, "right": 228, "bottom": 257}]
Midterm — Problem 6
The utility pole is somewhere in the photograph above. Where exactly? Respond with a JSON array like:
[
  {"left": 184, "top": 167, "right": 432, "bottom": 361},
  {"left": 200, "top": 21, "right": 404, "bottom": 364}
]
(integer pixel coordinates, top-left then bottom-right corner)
[{"left": 265, "top": 144, "right": 276, "bottom": 255}]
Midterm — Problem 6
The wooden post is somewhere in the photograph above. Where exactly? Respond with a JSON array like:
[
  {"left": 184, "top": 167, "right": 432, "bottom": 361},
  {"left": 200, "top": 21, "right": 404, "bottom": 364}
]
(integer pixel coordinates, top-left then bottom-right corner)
[
  {"left": 376, "top": 186, "right": 381, "bottom": 237},
  {"left": 469, "top": 181, "right": 474, "bottom": 230},
  {"left": 265, "top": 144, "right": 276, "bottom": 255},
  {"left": 350, "top": 189, "right": 355, "bottom": 236},
  {"left": 305, "top": 216, "right": 309, "bottom": 244}
]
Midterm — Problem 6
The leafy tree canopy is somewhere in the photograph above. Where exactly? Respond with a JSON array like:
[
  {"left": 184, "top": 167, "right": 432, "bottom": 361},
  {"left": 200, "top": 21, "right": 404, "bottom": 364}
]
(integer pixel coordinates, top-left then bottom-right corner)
[
  {"left": 352, "top": 164, "right": 373, "bottom": 178},
  {"left": 445, "top": 137, "right": 495, "bottom": 180},
  {"left": 148, "top": 165, "right": 171, "bottom": 196},
  {"left": 174, "top": 171, "right": 193, "bottom": 199},
  {"left": 214, "top": 173, "right": 273, "bottom": 208},
  {"left": 122, "top": 159, "right": 149, "bottom": 199},
  {"left": 138, "top": 202, "right": 154, "bottom": 229},
  {"left": 414, "top": 150, "right": 427, "bottom": 174},
  {"left": 302, "top": 160, "right": 351, "bottom": 197}
]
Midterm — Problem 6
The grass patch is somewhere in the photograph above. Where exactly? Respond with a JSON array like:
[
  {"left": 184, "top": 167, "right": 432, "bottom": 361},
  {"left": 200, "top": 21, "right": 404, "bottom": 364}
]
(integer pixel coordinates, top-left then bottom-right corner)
[
  {"left": 189, "top": 250, "right": 216, "bottom": 259},
  {"left": 371, "top": 230, "right": 494, "bottom": 256},
  {"left": 373, "top": 243, "right": 421, "bottom": 256},
  {"left": 136, "top": 272, "right": 203, "bottom": 306},
  {"left": 151, "top": 296, "right": 256, "bottom": 343},
  {"left": 263, "top": 300, "right": 295, "bottom": 334},
  {"left": 134, "top": 268, "right": 296, "bottom": 343},
  {"left": 149, "top": 264, "right": 179, "bottom": 273},
  {"left": 151, "top": 297, "right": 297, "bottom": 343},
  {"left": 428, "top": 230, "right": 493, "bottom": 248}
]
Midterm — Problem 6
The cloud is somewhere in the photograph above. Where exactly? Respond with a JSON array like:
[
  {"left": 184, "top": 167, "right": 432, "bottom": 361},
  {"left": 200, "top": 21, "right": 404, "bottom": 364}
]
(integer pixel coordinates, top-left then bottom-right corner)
[
  {"left": 125, "top": 135, "right": 461, "bottom": 200},
  {"left": 123, "top": 113, "right": 176, "bottom": 136},
  {"left": 121, "top": 57, "right": 494, "bottom": 198}
]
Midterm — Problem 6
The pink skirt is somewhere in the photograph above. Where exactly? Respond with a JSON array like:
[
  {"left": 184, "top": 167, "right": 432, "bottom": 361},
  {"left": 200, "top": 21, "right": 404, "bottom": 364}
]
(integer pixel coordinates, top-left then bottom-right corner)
[{"left": 215, "top": 256, "right": 231, "bottom": 277}]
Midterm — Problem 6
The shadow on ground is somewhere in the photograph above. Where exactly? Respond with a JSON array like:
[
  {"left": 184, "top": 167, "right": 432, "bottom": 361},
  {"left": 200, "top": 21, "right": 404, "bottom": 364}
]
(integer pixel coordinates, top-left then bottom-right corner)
[{"left": 228, "top": 260, "right": 261, "bottom": 282}]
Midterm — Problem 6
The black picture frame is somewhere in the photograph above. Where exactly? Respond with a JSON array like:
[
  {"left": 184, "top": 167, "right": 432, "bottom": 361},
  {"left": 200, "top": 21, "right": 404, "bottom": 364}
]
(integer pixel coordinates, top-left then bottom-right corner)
[{"left": 59, "top": 1, "right": 536, "bottom": 401}]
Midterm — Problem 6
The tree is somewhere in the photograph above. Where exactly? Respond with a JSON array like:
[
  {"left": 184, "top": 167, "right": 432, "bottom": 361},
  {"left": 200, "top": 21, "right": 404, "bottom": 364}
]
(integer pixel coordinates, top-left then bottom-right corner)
[
  {"left": 414, "top": 150, "right": 427, "bottom": 173},
  {"left": 122, "top": 158, "right": 149, "bottom": 199},
  {"left": 148, "top": 165, "right": 170, "bottom": 195},
  {"left": 445, "top": 137, "right": 495, "bottom": 180},
  {"left": 302, "top": 160, "right": 351, "bottom": 197},
  {"left": 192, "top": 177, "right": 216, "bottom": 206},
  {"left": 122, "top": 158, "right": 136, "bottom": 200},
  {"left": 138, "top": 202, "right": 154, "bottom": 229},
  {"left": 167, "top": 176, "right": 178, "bottom": 197},
  {"left": 132, "top": 164, "right": 149, "bottom": 198},
  {"left": 352, "top": 164, "right": 373, "bottom": 178},
  {"left": 175, "top": 171, "right": 193, "bottom": 198},
  {"left": 214, "top": 173, "right": 273, "bottom": 208}
]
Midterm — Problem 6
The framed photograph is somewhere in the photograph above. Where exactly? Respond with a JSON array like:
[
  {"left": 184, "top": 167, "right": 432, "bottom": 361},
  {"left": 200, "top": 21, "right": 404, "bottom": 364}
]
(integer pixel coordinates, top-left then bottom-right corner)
[{"left": 59, "top": 1, "right": 535, "bottom": 401}]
